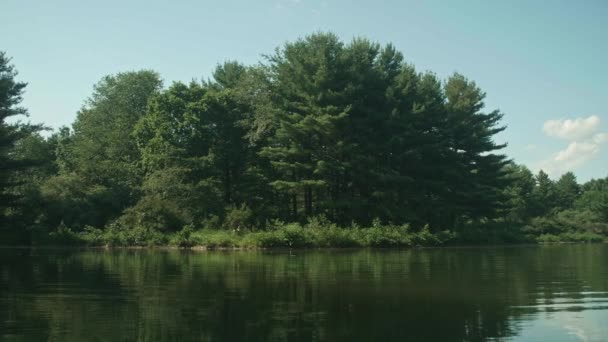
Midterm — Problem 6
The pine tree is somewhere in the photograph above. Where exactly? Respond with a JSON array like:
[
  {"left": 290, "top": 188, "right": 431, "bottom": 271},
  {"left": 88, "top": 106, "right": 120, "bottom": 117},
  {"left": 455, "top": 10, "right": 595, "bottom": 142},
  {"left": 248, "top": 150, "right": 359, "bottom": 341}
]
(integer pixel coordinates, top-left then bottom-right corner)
[
  {"left": 442, "top": 73, "right": 511, "bottom": 225},
  {"left": 555, "top": 172, "right": 581, "bottom": 210},
  {"left": 261, "top": 33, "right": 349, "bottom": 221},
  {"left": 0, "top": 52, "right": 38, "bottom": 222}
]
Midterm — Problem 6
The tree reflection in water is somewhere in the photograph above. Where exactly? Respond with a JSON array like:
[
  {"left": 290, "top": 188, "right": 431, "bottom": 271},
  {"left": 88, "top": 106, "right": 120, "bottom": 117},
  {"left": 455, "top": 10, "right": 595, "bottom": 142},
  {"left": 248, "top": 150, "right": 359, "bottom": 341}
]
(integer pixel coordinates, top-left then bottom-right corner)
[{"left": 1, "top": 245, "right": 607, "bottom": 341}]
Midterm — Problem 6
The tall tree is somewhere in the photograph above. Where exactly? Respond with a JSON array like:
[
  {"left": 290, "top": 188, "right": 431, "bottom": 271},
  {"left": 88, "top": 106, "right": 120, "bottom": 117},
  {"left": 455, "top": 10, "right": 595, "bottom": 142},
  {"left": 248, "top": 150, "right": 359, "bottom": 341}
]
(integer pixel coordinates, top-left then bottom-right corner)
[
  {"left": 441, "top": 73, "right": 511, "bottom": 226},
  {"left": 67, "top": 70, "right": 162, "bottom": 187},
  {"left": 0, "top": 52, "right": 40, "bottom": 224},
  {"left": 261, "top": 33, "right": 350, "bottom": 221},
  {"left": 531, "top": 170, "right": 559, "bottom": 217},
  {"left": 575, "top": 177, "right": 608, "bottom": 221},
  {"left": 41, "top": 70, "right": 162, "bottom": 229},
  {"left": 555, "top": 172, "right": 581, "bottom": 210},
  {"left": 134, "top": 64, "right": 263, "bottom": 227},
  {"left": 260, "top": 33, "right": 511, "bottom": 228},
  {"left": 502, "top": 163, "right": 536, "bottom": 222}
]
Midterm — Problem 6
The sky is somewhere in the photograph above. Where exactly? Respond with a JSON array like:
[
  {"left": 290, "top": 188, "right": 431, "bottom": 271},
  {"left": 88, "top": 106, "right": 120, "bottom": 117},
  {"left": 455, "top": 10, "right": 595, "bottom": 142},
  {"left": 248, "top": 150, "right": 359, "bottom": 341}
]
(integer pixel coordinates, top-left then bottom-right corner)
[{"left": 2, "top": 0, "right": 607, "bottom": 181}]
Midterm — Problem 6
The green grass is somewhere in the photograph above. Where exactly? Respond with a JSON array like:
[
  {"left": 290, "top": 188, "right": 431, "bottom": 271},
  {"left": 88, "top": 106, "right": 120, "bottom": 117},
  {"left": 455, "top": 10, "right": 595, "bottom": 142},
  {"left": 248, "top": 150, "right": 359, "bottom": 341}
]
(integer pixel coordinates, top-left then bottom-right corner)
[
  {"left": 27, "top": 220, "right": 607, "bottom": 248},
  {"left": 537, "top": 232, "right": 605, "bottom": 243},
  {"left": 33, "top": 223, "right": 459, "bottom": 248}
]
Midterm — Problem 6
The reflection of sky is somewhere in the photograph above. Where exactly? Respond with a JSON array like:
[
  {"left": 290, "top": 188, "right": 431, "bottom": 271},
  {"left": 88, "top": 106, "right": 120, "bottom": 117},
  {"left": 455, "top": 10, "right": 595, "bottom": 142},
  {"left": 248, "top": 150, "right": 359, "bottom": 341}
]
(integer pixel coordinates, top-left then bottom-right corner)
[{"left": 506, "top": 309, "right": 607, "bottom": 341}]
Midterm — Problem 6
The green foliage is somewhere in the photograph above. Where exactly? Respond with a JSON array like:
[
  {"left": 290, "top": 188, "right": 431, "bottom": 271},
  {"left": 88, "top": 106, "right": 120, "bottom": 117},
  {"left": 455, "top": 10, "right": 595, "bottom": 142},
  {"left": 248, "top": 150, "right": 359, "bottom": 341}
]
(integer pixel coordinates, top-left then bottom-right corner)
[
  {"left": 47, "top": 223, "right": 82, "bottom": 245},
  {"left": 259, "top": 33, "right": 510, "bottom": 226},
  {"left": 502, "top": 164, "right": 535, "bottom": 222},
  {"left": 170, "top": 224, "right": 196, "bottom": 247},
  {"left": 455, "top": 221, "right": 532, "bottom": 244},
  {"left": 530, "top": 170, "right": 559, "bottom": 217},
  {"left": 39, "top": 174, "right": 119, "bottom": 230},
  {"left": 75, "top": 225, "right": 168, "bottom": 247},
  {"left": 189, "top": 230, "right": 235, "bottom": 248},
  {"left": 555, "top": 172, "right": 581, "bottom": 210},
  {"left": 0, "top": 52, "right": 43, "bottom": 226},
  {"left": 134, "top": 73, "right": 264, "bottom": 224},
  {"left": 48, "top": 71, "right": 163, "bottom": 231},
  {"left": 118, "top": 194, "right": 191, "bottom": 233},
  {"left": 361, "top": 224, "right": 412, "bottom": 247},
  {"left": 3, "top": 36, "right": 608, "bottom": 247},
  {"left": 309, "top": 225, "right": 360, "bottom": 247},
  {"left": 575, "top": 178, "right": 608, "bottom": 221},
  {"left": 223, "top": 204, "right": 254, "bottom": 230},
  {"left": 537, "top": 232, "right": 605, "bottom": 243},
  {"left": 523, "top": 209, "right": 608, "bottom": 236}
]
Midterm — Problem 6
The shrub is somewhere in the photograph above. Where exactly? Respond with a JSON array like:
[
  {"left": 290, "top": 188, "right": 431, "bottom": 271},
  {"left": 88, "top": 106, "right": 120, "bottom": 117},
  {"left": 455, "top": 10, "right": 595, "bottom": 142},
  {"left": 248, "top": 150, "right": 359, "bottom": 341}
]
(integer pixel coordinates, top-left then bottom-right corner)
[
  {"left": 171, "top": 224, "right": 196, "bottom": 247},
  {"left": 48, "top": 223, "right": 82, "bottom": 245},
  {"left": 194, "top": 230, "right": 238, "bottom": 248},
  {"left": 117, "top": 194, "right": 190, "bottom": 233},
  {"left": 281, "top": 223, "right": 313, "bottom": 248},
  {"left": 361, "top": 224, "right": 411, "bottom": 247},
  {"left": 311, "top": 225, "right": 361, "bottom": 247},
  {"left": 80, "top": 225, "right": 105, "bottom": 245},
  {"left": 223, "top": 204, "right": 253, "bottom": 231}
]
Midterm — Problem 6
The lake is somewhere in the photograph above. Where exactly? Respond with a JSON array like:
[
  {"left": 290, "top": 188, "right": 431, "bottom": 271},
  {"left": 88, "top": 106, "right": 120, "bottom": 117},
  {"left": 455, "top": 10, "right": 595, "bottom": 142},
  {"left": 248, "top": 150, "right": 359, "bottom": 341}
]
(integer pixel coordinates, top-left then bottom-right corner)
[{"left": 1, "top": 245, "right": 607, "bottom": 341}]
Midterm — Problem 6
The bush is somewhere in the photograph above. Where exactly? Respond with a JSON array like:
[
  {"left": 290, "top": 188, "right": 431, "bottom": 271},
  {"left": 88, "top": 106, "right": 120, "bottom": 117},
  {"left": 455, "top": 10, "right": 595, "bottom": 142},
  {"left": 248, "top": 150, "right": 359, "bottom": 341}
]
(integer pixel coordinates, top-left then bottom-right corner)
[
  {"left": 281, "top": 223, "right": 313, "bottom": 248},
  {"left": 411, "top": 225, "right": 436, "bottom": 245},
  {"left": 223, "top": 204, "right": 254, "bottom": 231},
  {"left": 93, "top": 224, "right": 168, "bottom": 247},
  {"left": 562, "top": 232, "right": 604, "bottom": 243},
  {"left": 361, "top": 224, "right": 410, "bottom": 247},
  {"left": 170, "top": 224, "right": 196, "bottom": 247},
  {"left": 48, "top": 223, "right": 81, "bottom": 245},
  {"left": 117, "top": 195, "right": 190, "bottom": 233},
  {"left": 524, "top": 209, "right": 608, "bottom": 237},
  {"left": 538, "top": 232, "right": 605, "bottom": 243},
  {"left": 311, "top": 225, "right": 361, "bottom": 247},
  {"left": 244, "top": 231, "right": 284, "bottom": 248},
  {"left": 80, "top": 225, "right": 105, "bottom": 245},
  {"left": 453, "top": 222, "right": 531, "bottom": 245},
  {"left": 22, "top": 212, "right": 607, "bottom": 248},
  {"left": 193, "top": 230, "right": 238, "bottom": 248},
  {"left": 536, "top": 234, "right": 561, "bottom": 243}
]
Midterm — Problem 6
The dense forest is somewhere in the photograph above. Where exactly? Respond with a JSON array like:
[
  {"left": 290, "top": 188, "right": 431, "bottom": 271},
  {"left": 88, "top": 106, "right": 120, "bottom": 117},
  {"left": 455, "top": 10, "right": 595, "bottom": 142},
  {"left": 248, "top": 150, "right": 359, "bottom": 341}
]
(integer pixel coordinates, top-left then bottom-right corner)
[{"left": 1, "top": 33, "right": 607, "bottom": 247}]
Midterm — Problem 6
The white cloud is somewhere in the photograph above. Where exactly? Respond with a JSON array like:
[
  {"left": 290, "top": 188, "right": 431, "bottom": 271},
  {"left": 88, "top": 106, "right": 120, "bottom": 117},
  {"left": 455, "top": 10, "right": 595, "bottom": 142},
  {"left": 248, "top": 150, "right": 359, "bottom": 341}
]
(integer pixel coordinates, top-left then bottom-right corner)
[
  {"left": 554, "top": 141, "right": 599, "bottom": 164},
  {"left": 538, "top": 137, "right": 606, "bottom": 177},
  {"left": 592, "top": 132, "right": 608, "bottom": 144},
  {"left": 535, "top": 115, "right": 606, "bottom": 177},
  {"left": 542, "top": 115, "right": 600, "bottom": 140}
]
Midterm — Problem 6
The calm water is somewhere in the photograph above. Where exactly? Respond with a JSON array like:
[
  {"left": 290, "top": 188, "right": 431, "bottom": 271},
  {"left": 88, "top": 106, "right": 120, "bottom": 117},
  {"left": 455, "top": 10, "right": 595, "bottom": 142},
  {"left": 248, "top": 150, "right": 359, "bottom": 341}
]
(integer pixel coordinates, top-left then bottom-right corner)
[{"left": 1, "top": 245, "right": 607, "bottom": 341}]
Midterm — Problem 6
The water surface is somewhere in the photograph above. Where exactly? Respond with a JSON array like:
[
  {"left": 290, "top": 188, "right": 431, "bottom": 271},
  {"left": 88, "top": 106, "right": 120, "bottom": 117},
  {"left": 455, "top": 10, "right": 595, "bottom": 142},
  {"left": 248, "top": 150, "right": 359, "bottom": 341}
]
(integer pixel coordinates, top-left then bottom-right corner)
[{"left": 1, "top": 245, "right": 607, "bottom": 341}]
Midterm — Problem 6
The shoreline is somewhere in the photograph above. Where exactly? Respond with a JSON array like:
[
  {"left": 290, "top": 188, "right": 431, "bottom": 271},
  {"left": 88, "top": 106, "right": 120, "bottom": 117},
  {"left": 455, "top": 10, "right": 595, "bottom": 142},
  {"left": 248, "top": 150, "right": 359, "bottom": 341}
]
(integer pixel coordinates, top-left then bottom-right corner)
[{"left": 1, "top": 241, "right": 604, "bottom": 251}]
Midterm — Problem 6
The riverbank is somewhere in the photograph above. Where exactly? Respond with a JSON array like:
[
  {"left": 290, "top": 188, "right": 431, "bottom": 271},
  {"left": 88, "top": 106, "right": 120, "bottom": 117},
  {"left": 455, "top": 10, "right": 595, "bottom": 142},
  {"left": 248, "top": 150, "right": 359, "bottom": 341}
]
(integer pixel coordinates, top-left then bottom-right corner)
[{"left": 23, "top": 222, "right": 606, "bottom": 249}]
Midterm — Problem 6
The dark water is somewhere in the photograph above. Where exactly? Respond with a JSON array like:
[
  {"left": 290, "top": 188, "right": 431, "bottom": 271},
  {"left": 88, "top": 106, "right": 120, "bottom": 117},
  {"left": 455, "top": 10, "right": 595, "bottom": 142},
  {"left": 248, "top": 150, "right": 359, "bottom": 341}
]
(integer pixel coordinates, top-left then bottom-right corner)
[{"left": 1, "top": 245, "right": 607, "bottom": 341}]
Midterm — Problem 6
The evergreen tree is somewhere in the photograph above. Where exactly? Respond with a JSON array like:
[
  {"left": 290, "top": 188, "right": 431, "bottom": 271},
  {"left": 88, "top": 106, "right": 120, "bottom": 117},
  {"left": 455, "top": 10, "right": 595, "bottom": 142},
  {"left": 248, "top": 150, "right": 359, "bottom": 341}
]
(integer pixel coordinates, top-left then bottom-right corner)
[
  {"left": 503, "top": 163, "right": 536, "bottom": 222},
  {"left": 442, "top": 73, "right": 511, "bottom": 225},
  {"left": 531, "top": 170, "right": 559, "bottom": 216},
  {"left": 575, "top": 177, "right": 608, "bottom": 221},
  {"left": 0, "top": 52, "right": 40, "bottom": 224},
  {"left": 555, "top": 172, "right": 581, "bottom": 210},
  {"left": 261, "top": 33, "right": 350, "bottom": 221}
]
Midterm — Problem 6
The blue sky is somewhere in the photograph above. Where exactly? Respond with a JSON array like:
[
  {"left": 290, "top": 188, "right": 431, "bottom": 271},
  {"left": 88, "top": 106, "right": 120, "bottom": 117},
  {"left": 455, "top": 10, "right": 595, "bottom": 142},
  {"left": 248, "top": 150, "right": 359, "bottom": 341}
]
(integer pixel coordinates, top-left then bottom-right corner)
[{"left": 3, "top": 0, "right": 607, "bottom": 181}]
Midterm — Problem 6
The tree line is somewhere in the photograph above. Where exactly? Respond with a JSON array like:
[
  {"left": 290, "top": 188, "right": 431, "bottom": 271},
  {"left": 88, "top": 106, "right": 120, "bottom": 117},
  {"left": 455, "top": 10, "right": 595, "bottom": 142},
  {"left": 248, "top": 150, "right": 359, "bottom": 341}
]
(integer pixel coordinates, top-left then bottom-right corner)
[{"left": 1, "top": 33, "right": 607, "bottom": 244}]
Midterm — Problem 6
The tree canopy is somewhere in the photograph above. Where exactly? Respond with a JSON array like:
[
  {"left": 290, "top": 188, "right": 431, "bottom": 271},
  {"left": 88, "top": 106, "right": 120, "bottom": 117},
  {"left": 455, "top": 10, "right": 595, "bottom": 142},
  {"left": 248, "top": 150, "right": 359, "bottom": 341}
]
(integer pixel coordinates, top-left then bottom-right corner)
[{"left": 0, "top": 34, "right": 606, "bottom": 245}]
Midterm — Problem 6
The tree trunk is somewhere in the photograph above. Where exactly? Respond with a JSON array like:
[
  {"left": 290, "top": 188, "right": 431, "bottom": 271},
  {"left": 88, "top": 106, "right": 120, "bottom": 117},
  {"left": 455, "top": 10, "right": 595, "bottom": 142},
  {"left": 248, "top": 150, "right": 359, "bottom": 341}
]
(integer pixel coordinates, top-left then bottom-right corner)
[{"left": 305, "top": 186, "right": 312, "bottom": 217}]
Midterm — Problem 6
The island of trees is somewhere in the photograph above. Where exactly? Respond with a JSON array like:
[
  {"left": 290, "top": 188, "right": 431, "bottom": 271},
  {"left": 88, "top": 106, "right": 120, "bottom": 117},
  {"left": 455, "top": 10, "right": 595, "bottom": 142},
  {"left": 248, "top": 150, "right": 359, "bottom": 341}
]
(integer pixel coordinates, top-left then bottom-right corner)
[{"left": 1, "top": 33, "right": 607, "bottom": 247}]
